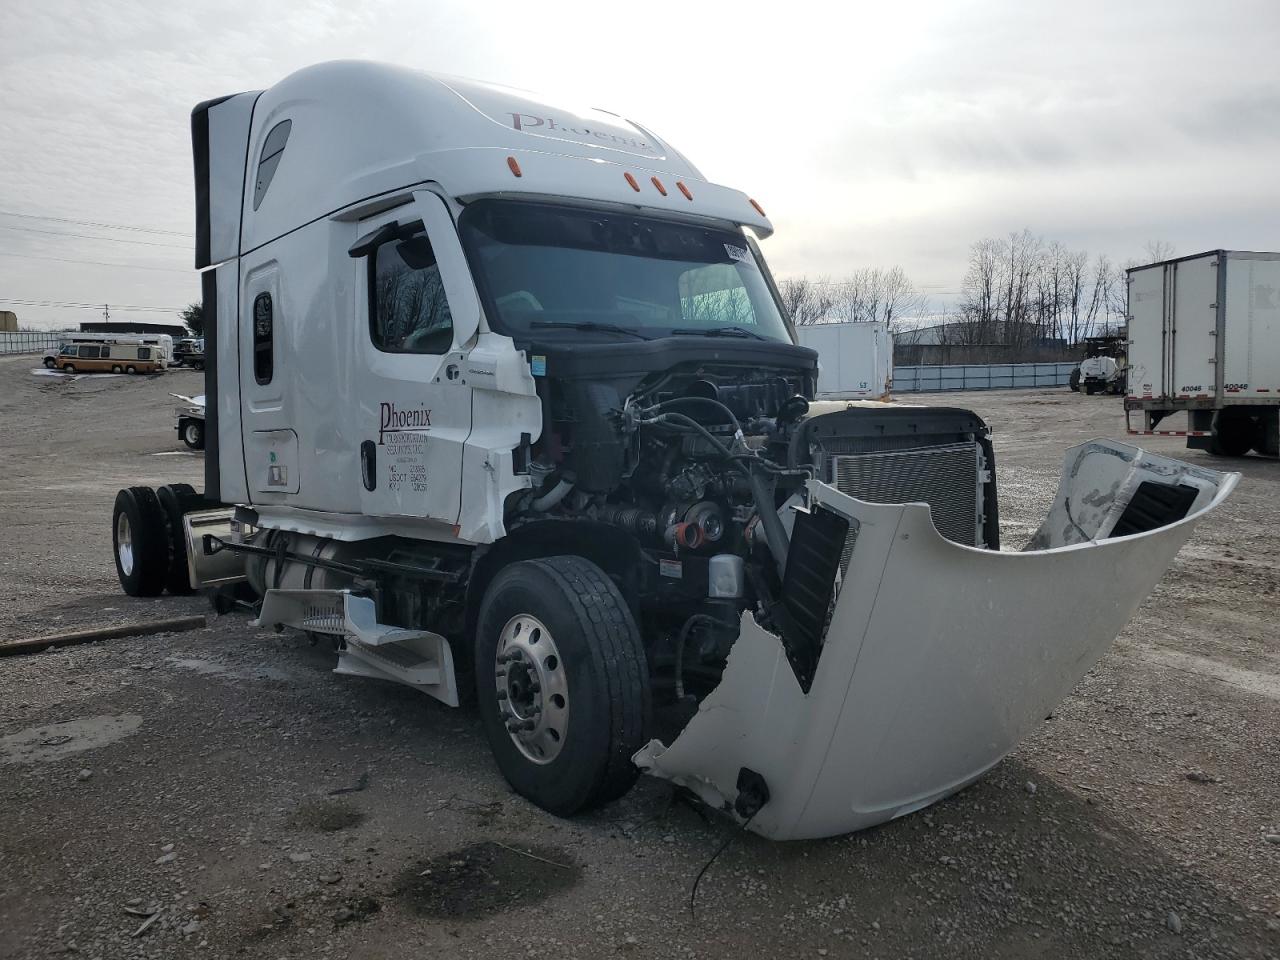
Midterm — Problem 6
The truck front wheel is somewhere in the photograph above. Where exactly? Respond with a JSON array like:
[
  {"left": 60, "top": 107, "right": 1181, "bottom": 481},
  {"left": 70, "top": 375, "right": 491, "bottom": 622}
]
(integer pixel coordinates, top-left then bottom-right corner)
[
  {"left": 181, "top": 419, "right": 205, "bottom": 450},
  {"left": 474, "top": 556, "right": 651, "bottom": 816}
]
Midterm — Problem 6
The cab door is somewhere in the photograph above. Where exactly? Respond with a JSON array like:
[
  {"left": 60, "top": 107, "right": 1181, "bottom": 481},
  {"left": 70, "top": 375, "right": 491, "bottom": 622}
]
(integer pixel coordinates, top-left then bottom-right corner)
[{"left": 350, "top": 190, "right": 482, "bottom": 524}]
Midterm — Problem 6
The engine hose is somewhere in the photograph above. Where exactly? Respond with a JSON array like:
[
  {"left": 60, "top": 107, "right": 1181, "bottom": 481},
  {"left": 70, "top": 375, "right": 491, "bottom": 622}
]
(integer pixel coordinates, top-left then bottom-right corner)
[
  {"left": 747, "top": 467, "right": 790, "bottom": 578},
  {"left": 674, "top": 614, "right": 721, "bottom": 701},
  {"left": 531, "top": 478, "right": 574, "bottom": 512},
  {"left": 654, "top": 397, "right": 743, "bottom": 439}
]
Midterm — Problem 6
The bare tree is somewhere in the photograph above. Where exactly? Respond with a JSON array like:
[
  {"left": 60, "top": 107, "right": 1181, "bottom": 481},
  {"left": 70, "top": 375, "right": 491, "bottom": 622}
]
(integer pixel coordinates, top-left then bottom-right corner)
[
  {"left": 777, "top": 277, "right": 835, "bottom": 325},
  {"left": 1142, "top": 239, "right": 1177, "bottom": 263}
]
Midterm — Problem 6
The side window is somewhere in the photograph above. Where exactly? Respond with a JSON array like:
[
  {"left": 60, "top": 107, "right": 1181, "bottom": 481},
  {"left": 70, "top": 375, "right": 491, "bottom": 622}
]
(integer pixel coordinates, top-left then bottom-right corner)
[
  {"left": 253, "top": 293, "right": 274, "bottom": 384},
  {"left": 253, "top": 119, "right": 292, "bottom": 211},
  {"left": 60, "top": 345, "right": 76, "bottom": 356},
  {"left": 370, "top": 233, "right": 453, "bottom": 354},
  {"left": 78, "top": 345, "right": 100, "bottom": 359},
  {"left": 137, "top": 347, "right": 151, "bottom": 360},
  {"left": 101, "top": 346, "right": 111, "bottom": 359}
]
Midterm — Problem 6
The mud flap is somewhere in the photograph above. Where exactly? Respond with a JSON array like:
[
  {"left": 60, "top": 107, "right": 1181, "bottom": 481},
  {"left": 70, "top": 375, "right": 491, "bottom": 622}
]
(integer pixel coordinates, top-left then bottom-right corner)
[{"left": 634, "top": 440, "right": 1238, "bottom": 840}]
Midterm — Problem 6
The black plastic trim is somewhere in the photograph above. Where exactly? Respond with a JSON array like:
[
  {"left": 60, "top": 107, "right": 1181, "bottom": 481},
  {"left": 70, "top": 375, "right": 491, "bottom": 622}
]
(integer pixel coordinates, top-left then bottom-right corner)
[{"left": 202, "top": 268, "right": 219, "bottom": 502}]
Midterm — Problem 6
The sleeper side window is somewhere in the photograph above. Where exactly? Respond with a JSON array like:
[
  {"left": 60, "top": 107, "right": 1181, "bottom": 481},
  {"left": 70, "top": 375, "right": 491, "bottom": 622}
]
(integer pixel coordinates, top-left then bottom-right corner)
[
  {"left": 253, "top": 119, "right": 292, "bottom": 211},
  {"left": 370, "top": 233, "right": 454, "bottom": 354}
]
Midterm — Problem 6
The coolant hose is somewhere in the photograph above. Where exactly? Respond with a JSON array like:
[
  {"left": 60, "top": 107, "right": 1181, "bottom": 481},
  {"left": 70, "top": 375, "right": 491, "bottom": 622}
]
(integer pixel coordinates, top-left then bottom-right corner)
[
  {"left": 747, "top": 468, "right": 790, "bottom": 578},
  {"left": 531, "top": 479, "right": 574, "bottom": 512}
]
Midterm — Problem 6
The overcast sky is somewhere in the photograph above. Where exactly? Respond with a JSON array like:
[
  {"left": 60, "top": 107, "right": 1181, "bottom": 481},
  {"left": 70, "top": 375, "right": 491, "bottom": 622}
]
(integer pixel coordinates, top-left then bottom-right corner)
[{"left": 2, "top": 0, "right": 1278, "bottom": 331}]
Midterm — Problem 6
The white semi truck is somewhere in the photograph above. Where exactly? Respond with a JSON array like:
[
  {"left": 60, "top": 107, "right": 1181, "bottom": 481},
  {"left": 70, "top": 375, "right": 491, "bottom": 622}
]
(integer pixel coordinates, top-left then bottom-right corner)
[
  {"left": 110, "top": 61, "right": 1237, "bottom": 840},
  {"left": 1126, "top": 250, "right": 1280, "bottom": 456},
  {"left": 793, "top": 321, "right": 893, "bottom": 400}
]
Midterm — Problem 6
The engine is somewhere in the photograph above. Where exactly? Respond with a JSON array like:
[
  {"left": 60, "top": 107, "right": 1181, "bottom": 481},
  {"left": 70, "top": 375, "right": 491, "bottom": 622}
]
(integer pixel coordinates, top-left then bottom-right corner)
[{"left": 504, "top": 341, "right": 999, "bottom": 706}]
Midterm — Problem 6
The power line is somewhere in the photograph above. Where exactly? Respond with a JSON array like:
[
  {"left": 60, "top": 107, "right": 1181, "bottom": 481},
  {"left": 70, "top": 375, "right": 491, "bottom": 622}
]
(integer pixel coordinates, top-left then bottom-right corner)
[
  {"left": 0, "top": 297, "right": 185, "bottom": 314},
  {"left": 0, "top": 209, "right": 187, "bottom": 237},
  {"left": 0, "top": 223, "right": 191, "bottom": 250},
  {"left": 0, "top": 251, "right": 192, "bottom": 274}
]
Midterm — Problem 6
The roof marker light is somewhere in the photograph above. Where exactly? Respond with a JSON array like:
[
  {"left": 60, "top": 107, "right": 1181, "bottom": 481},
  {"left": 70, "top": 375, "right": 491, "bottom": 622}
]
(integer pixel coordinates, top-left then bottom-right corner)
[
  {"left": 676, "top": 181, "right": 693, "bottom": 201},
  {"left": 650, "top": 176, "right": 668, "bottom": 196},
  {"left": 507, "top": 156, "right": 522, "bottom": 177},
  {"left": 749, "top": 197, "right": 766, "bottom": 216},
  {"left": 624, "top": 172, "right": 640, "bottom": 192}
]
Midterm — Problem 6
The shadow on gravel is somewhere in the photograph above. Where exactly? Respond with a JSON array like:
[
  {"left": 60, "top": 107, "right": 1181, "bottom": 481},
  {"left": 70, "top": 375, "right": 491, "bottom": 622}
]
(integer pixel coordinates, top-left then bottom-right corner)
[
  {"left": 290, "top": 798, "right": 368, "bottom": 833},
  {"left": 391, "top": 841, "right": 581, "bottom": 920}
]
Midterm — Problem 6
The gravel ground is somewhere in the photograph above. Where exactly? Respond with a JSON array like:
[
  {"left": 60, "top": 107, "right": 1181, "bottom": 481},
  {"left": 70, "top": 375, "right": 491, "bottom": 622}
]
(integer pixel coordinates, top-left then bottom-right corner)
[{"left": 1, "top": 354, "right": 1277, "bottom": 960}]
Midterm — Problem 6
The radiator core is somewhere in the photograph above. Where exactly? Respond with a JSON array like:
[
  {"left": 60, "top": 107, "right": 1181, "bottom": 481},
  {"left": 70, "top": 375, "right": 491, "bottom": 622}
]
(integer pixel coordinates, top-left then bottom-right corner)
[{"left": 830, "top": 442, "right": 984, "bottom": 547}]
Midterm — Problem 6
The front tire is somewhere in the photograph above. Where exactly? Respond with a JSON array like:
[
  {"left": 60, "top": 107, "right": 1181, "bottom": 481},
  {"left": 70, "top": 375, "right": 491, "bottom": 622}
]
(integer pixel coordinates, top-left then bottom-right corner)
[
  {"left": 1068, "top": 367, "right": 1081, "bottom": 392},
  {"left": 474, "top": 556, "right": 650, "bottom": 816},
  {"left": 43, "top": 357, "right": 55, "bottom": 369},
  {"left": 112, "top": 487, "right": 169, "bottom": 596},
  {"left": 181, "top": 419, "right": 205, "bottom": 450}
]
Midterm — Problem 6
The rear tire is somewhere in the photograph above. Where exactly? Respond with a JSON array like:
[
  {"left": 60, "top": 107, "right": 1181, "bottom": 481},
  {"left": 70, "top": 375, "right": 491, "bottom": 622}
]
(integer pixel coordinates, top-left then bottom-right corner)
[
  {"left": 474, "top": 556, "right": 650, "bottom": 816},
  {"left": 191, "top": 360, "right": 204, "bottom": 371},
  {"left": 1210, "top": 411, "right": 1257, "bottom": 458},
  {"left": 1068, "top": 368, "right": 1081, "bottom": 392},
  {"left": 125, "top": 365, "right": 137, "bottom": 375},
  {"left": 112, "top": 487, "right": 169, "bottom": 596},
  {"left": 156, "top": 484, "right": 200, "bottom": 595},
  {"left": 111, "top": 365, "right": 123, "bottom": 374},
  {"left": 62, "top": 364, "right": 76, "bottom": 374}
]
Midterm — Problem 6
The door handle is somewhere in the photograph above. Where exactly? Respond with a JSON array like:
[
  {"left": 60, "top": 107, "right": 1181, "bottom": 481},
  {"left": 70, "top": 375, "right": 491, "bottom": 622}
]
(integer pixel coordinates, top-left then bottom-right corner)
[{"left": 361, "top": 440, "right": 376, "bottom": 491}]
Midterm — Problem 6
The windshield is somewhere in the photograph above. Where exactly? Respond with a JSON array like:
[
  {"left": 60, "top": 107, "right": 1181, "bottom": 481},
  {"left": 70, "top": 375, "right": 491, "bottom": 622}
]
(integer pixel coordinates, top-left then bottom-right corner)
[{"left": 458, "top": 199, "right": 793, "bottom": 343}]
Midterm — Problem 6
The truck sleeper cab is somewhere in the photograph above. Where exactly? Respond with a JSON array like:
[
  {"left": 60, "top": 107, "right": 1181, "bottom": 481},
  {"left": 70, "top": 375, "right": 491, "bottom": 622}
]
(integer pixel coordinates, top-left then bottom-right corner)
[{"left": 111, "top": 61, "right": 1237, "bottom": 840}]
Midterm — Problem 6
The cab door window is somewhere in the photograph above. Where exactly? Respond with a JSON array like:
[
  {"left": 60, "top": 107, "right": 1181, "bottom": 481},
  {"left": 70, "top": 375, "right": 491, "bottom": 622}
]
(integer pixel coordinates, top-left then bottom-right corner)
[{"left": 370, "top": 233, "right": 453, "bottom": 354}]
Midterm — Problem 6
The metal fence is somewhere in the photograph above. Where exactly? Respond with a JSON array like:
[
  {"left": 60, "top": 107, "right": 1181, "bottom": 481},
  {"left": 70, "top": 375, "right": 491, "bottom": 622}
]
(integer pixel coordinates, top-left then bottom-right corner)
[
  {"left": 0, "top": 331, "right": 62, "bottom": 356},
  {"left": 893, "top": 362, "right": 1077, "bottom": 393}
]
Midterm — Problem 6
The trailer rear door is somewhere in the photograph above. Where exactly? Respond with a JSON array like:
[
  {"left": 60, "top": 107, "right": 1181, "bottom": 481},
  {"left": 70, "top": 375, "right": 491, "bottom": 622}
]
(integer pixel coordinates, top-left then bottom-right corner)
[
  {"left": 1169, "top": 255, "right": 1218, "bottom": 399},
  {"left": 1126, "top": 265, "right": 1166, "bottom": 399}
]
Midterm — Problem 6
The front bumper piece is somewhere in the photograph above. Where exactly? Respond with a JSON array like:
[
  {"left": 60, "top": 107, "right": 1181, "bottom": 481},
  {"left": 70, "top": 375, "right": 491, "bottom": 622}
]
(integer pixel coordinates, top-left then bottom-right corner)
[{"left": 634, "top": 439, "right": 1238, "bottom": 840}]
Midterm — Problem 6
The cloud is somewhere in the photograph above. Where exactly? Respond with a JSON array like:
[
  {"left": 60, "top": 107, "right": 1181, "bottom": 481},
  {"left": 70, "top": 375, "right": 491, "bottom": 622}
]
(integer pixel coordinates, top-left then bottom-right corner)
[{"left": 1, "top": 0, "right": 1278, "bottom": 328}]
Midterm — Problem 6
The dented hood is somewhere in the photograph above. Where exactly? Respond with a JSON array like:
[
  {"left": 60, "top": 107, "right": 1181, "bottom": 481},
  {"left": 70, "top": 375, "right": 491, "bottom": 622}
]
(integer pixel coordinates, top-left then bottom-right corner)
[{"left": 635, "top": 440, "right": 1238, "bottom": 840}]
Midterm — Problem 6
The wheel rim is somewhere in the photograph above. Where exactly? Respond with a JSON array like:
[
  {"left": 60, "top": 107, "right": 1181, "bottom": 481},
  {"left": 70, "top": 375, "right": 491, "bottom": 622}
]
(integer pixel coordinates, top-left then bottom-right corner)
[
  {"left": 494, "top": 614, "right": 569, "bottom": 765},
  {"left": 116, "top": 513, "right": 134, "bottom": 577},
  {"left": 185, "top": 423, "right": 200, "bottom": 444}
]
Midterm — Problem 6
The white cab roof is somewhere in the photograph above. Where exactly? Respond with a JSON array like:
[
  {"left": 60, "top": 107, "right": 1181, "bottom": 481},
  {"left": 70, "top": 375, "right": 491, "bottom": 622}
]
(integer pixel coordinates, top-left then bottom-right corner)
[{"left": 226, "top": 61, "right": 772, "bottom": 256}]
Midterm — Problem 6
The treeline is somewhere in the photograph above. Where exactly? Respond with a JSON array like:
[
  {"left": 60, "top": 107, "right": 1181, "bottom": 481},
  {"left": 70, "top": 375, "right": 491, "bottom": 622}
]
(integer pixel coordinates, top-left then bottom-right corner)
[{"left": 779, "top": 232, "right": 1172, "bottom": 347}]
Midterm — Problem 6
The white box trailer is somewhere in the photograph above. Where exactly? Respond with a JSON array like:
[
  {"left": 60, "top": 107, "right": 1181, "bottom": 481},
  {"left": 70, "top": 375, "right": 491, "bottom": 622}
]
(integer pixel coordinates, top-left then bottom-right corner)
[
  {"left": 1126, "top": 250, "right": 1280, "bottom": 456},
  {"left": 794, "top": 321, "right": 892, "bottom": 400},
  {"left": 106, "top": 61, "right": 1238, "bottom": 840}
]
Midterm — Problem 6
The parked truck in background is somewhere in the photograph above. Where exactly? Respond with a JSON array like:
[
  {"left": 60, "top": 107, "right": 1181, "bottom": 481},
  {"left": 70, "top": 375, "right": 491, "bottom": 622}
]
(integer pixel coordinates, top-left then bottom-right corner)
[
  {"left": 793, "top": 321, "right": 892, "bottom": 401},
  {"left": 1125, "top": 250, "right": 1280, "bottom": 457},
  {"left": 107, "top": 61, "right": 1237, "bottom": 841}
]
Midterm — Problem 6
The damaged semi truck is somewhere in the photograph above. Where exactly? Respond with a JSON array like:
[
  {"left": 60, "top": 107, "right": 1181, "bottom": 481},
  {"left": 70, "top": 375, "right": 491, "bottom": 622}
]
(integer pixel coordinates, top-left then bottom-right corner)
[{"left": 111, "top": 62, "right": 1238, "bottom": 840}]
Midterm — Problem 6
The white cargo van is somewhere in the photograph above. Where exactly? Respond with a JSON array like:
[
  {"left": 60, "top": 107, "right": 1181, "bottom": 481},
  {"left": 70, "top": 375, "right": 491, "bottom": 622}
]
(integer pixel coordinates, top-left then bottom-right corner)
[
  {"left": 109, "top": 62, "right": 1237, "bottom": 840},
  {"left": 1126, "top": 250, "right": 1280, "bottom": 456}
]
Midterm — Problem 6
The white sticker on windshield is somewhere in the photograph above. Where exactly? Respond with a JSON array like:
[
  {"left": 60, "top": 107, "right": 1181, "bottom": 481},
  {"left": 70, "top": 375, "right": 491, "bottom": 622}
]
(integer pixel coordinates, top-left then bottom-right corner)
[{"left": 724, "top": 243, "right": 751, "bottom": 264}]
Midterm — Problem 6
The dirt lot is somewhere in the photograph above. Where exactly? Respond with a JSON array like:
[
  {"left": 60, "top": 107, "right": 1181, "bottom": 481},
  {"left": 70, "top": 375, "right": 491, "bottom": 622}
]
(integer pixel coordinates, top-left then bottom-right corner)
[{"left": 1, "top": 354, "right": 1277, "bottom": 960}]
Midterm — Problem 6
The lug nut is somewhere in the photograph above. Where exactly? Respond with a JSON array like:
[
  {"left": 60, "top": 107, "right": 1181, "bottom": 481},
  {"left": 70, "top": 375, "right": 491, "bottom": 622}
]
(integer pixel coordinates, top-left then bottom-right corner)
[{"left": 496, "top": 690, "right": 508, "bottom": 700}]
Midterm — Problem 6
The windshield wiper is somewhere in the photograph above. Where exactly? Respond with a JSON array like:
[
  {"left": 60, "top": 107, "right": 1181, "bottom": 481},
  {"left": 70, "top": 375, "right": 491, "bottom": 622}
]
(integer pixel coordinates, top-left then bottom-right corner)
[
  {"left": 670, "top": 325, "right": 768, "bottom": 341},
  {"left": 529, "top": 320, "right": 653, "bottom": 340}
]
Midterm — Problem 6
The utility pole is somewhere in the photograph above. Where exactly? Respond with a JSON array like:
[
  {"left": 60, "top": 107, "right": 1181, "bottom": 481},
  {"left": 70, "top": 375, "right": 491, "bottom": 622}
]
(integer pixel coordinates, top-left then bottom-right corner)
[{"left": 102, "top": 303, "right": 110, "bottom": 324}]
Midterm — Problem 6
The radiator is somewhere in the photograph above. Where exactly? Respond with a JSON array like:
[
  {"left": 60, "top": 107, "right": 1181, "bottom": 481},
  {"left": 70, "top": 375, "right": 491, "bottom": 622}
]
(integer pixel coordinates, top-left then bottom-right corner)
[{"left": 829, "top": 441, "right": 985, "bottom": 547}]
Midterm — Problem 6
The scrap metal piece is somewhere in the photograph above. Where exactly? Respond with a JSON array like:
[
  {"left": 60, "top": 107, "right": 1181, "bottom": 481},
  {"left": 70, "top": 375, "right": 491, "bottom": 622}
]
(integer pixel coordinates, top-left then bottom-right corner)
[{"left": 635, "top": 439, "right": 1238, "bottom": 840}]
